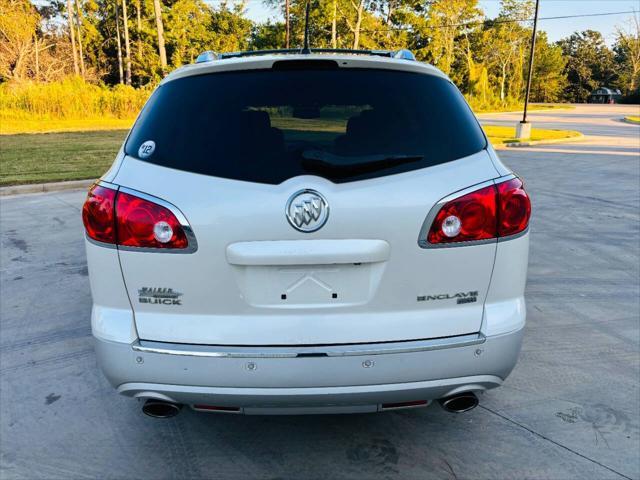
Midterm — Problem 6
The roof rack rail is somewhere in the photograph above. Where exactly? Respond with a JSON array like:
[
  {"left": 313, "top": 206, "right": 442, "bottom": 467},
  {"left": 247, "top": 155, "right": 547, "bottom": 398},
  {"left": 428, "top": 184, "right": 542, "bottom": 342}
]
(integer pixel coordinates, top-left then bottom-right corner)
[
  {"left": 195, "top": 50, "right": 218, "bottom": 63},
  {"left": 219, "top": 49, "right": 300, "bottom": 59},
  {"left": 393, "top": 49, "right": 416, "bottom": 61},
  {"left": 196, "top": 48, "right": 416, "bottom": 63}
]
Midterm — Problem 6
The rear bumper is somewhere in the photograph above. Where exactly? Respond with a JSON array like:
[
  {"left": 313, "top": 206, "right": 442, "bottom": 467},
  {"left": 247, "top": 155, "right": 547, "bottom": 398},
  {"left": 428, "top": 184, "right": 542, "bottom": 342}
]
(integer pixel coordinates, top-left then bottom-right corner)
[{"left": 95, "top": 327, "right": 523, "bottom": 414}]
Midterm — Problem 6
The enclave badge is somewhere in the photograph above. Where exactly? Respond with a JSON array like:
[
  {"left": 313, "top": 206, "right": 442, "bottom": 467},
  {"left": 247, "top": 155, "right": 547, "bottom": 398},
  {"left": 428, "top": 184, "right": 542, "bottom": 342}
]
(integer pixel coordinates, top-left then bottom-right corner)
[{"left": 286, "top": 189, "right": 329, "bottom": 232}]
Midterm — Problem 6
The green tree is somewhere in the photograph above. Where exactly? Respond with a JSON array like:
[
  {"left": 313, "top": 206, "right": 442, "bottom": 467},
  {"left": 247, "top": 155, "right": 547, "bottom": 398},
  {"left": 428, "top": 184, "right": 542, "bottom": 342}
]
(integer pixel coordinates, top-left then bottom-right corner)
[
  {"left": 529, "top": 31, "right": 567, "bottom": 102},
  {"left": 461, "top": 29, "right": 493, "bottom": 101},
  {"left": 132, "top": 0, "right": 162, "bottom": 85},
  {"left": 288, "top": 0, "right": 353, "bottom": 49},
  {"left": 407, "top": 0, "right": 482, "bottom": 76},
  {"left": 263, "top": 0, "right": 403, "bottom": 51},
  {"left": 488, "top": 0, "right": 534, "bottom": 102},
  {"left": 558, "top": 30, "right": 616, "bottom": 102},
  {"left": 208, "top": 3, "right": 252, "bottom": 52},
  {"left": 76, "top": 0, "right": 105, "bottom": 80},
  {"left": 250, "top": 21, "right": 285, "bottom": 50},
  {"left": 0, "top": 0, "right": 40, "bottom": 81},
  {"left": 166, "top": 0, "right": 215, "bottom": 65},
  {"left": 152, "top": 0, "right": 167, "bottom": 72},
  {"left": 613, "top": 14, "right": 640, "bottom": 95}
]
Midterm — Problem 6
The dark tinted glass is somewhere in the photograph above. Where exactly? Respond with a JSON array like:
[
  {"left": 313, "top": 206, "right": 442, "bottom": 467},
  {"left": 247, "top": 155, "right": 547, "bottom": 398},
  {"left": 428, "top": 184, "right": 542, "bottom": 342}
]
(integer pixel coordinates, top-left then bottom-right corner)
[{"left": 126, "top": 68, "right": 486, "bottom": 184}]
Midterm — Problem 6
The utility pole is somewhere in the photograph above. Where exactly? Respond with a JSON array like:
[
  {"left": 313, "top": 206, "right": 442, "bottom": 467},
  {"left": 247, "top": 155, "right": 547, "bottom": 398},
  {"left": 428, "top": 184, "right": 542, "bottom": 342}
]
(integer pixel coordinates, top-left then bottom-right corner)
[
  {"left": 74, "top": 0, "right": 86, "bottom": 78},
  {"left": 34, "top": 35, "right": 39, "bottom": 81},
  {"left": 331, "top": 0, "right": 337, "bottom": 48},
  {"left": 517, "top": 0, "right": 540, "bottom": 139},
  {"left": 66, "top": 0, "right": 79, "bottom": 76},
  {"left": 351, "top": 0, "right": 364, "bottom": 50},
  {"left": 122, "top": 0, "right": 132, "bottom": 85},
  {"left": 285, "top": 0, "right": 290, "bottom": 49},
  {"left": 115, "top": 0, "right": 124, "bottom": 84},
  {"left": 152, "top": 0, "right": 167, "bottom": 74},
  {"left": 136, "top": 0, "right": 142, "bottom": 61}
]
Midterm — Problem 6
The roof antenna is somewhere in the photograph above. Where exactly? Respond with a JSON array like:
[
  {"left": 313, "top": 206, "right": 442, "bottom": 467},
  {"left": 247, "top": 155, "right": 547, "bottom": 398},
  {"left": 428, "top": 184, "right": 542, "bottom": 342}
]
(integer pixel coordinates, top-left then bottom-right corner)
[{"left": 300, "top": 1, "right": 311, "bottom": 54}]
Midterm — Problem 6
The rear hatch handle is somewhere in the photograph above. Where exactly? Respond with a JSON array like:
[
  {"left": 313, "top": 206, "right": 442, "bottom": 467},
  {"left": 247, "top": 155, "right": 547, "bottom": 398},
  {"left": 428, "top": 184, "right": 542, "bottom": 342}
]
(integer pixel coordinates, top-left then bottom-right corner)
[{"left": 226, "top": 239, "right": 390, "bottom": 266}]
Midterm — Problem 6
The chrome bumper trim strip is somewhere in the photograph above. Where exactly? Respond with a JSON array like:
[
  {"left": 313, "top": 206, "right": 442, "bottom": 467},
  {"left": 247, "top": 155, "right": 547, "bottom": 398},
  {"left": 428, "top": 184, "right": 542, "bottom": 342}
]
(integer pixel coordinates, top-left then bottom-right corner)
[{"left": 132, "top": 333, "right": 486, "bottom": 359}]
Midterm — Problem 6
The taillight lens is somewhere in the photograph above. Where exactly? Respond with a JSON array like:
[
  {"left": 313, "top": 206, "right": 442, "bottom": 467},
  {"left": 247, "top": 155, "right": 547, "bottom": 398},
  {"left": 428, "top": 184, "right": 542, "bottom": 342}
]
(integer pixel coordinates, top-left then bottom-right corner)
[
  {"left": 82, "top": 184, "right": 189, "bottom": 250},
  {"left": 427, "top": 177, "right": 530, "bottom": 245},
  {"left": 116, "top": 191, "right": 188, "bottom": 249},
  {"left": 82, "top": 185, "right": 116, "bottom": 243},
  {"left": 497, "top": 178, "right": 531, "bottom": 237},
  {"left": 427, "top": 184, "right": 497, "bottom": 244}
]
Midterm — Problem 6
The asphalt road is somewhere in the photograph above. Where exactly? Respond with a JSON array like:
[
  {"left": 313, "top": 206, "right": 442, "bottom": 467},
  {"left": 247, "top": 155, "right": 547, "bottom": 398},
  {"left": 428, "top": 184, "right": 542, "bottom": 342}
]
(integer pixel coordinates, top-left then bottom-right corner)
[
  {"left": 1, "top": 104, "right": 639, "bottom": 480},
  {"left": 478, "top": 103, "right": 640, "bottom": 139}
]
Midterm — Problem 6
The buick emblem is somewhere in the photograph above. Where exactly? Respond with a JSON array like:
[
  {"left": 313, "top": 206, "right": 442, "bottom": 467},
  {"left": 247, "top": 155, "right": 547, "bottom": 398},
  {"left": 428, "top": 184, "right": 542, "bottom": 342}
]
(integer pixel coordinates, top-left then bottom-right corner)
[{"left": 286, "top": 189, "right": 329, "bottom": 232}]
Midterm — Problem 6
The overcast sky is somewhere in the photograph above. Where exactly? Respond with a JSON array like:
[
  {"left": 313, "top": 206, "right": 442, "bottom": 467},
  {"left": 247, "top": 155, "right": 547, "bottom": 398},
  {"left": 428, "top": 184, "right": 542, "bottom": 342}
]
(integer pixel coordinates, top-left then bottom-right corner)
[{"left": 203, "top": 0, "right": 638, "bottom": 46}]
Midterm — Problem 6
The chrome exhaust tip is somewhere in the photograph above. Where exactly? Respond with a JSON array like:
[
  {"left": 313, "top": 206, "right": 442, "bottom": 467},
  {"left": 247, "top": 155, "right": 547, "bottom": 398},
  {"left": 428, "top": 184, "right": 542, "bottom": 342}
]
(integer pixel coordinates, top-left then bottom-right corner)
[
  {"left": 438, "top": 392, "right": 479, "bottom": 413},
  {"left": 142, "top": 399, "right": 182, "bottom": 418}
]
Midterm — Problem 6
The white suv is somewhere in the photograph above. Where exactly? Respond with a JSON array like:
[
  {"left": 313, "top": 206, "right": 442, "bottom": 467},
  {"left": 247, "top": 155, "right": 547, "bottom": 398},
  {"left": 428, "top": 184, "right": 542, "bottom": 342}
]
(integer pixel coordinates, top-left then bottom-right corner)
[{"left": 82, "top": 49, "right": 530, "bottom": 417}]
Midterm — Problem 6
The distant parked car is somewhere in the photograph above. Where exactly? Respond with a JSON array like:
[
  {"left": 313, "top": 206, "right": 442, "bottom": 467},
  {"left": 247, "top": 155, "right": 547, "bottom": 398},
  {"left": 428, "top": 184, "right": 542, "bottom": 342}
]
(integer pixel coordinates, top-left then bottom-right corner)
[
  {"left": 82, "top": 48, "right": 531, "bottom": 417},
  {"left": 588, "top": 87, "right": 622, "bottom": 104}
]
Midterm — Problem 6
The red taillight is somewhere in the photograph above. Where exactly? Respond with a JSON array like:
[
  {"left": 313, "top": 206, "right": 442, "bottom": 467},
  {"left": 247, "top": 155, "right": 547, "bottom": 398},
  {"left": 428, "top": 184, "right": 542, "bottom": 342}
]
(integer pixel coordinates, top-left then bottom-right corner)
[
  {"left": 497, "top": 178, "right": 531, "bottom": 237},
  {"left": 82, "top": 184, "right": 189, "bottom": 250},
  {"left": 427, "top": 177, "right": 530, "bottom": 245},
  {"left": 427, "top": 184, "right": 497, "bottom": 244},
  {"left": 82, "top": 185, "right": 116, "bottom": 243},
  {"left": 116, "top": 191, "right": 188, "bottom": 249}
]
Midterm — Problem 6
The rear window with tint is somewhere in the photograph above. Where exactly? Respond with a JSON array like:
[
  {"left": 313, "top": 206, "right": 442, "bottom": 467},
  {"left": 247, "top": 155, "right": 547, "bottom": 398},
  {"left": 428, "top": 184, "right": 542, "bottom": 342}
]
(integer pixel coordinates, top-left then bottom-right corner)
[{"left": 126, "top": 67, "right": 486, "bottom": 184}]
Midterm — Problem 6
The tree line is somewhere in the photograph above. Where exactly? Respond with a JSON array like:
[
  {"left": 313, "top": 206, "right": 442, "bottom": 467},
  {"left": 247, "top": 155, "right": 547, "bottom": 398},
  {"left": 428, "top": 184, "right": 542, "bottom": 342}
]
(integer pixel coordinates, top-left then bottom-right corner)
[{"left": 1, "top": 0, "right": 639, "bottom": 106}]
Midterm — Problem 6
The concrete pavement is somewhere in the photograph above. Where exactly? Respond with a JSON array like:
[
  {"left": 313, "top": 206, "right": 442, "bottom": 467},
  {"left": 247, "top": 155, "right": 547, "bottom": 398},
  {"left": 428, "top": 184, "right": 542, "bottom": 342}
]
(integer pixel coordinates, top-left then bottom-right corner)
[
  {"left": 478, "top": 103, "right": 640, "bottom": 139},
  {"left": 1, "top": 104, "right": 639, "bottom": 479}
]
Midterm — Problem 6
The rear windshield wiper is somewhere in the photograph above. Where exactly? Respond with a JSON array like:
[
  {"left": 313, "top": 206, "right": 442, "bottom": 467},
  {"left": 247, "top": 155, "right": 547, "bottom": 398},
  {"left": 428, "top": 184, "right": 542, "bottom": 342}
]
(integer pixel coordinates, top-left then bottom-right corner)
[{"left": 301, "top": 150, "right": 423, "bottom": 178}]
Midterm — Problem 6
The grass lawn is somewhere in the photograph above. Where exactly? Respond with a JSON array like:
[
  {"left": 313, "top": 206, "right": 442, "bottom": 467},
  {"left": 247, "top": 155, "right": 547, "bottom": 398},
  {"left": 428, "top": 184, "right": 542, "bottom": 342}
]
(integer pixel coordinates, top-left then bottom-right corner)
[
  {"left": 0, "top": 130, "right": 127, "bottom": 186},
  {"left": 483, "top": 125, "right": 581, "bottom": 144},
  {"left": 0, "top": 117, "right": 135, "bottom": 135},
  {"left": 474, "top": 103, "right": 574, "bottom": 114},
  {"left": 624, "top": 115, "right": 640, "bottom": 124},
  {"left": 0, "top": 104, "right": 572, "bottom": 135},
  {"left": 1, "top": 124, "right": 581, "bottom": 186}
]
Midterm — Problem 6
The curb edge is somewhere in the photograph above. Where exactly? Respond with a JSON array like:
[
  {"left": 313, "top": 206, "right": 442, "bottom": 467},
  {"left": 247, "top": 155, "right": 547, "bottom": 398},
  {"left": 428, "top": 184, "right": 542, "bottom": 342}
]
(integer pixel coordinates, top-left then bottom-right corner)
[
  {"left": 0, "top": 179, "right": 95, "bottom": 197},
  {"left": 499, "top": 133, "right": 585, "bottom": 148}
]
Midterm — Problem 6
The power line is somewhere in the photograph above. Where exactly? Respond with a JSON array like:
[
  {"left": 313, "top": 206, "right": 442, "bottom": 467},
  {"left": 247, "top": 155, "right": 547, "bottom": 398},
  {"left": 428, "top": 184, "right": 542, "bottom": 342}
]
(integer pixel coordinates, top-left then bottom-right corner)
[
  {"left": 537, "top": 10, "right": 638, "bottom": 21},
  {"left": 200, "top": 3, "right": 637, "bottom": 32},
  {"left": 360, "top": 9, "right": 639, "bottom": 33}
]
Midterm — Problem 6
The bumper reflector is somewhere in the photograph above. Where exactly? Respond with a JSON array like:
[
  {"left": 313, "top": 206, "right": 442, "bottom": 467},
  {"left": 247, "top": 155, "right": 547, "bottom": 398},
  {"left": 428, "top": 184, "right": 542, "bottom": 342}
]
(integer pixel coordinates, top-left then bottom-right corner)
[
  {"left": 193, "top": 404, "right": 241, "bottom": 413},
  {"left": 381, "top": 400, "right": 428, "bottom": 410}
]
